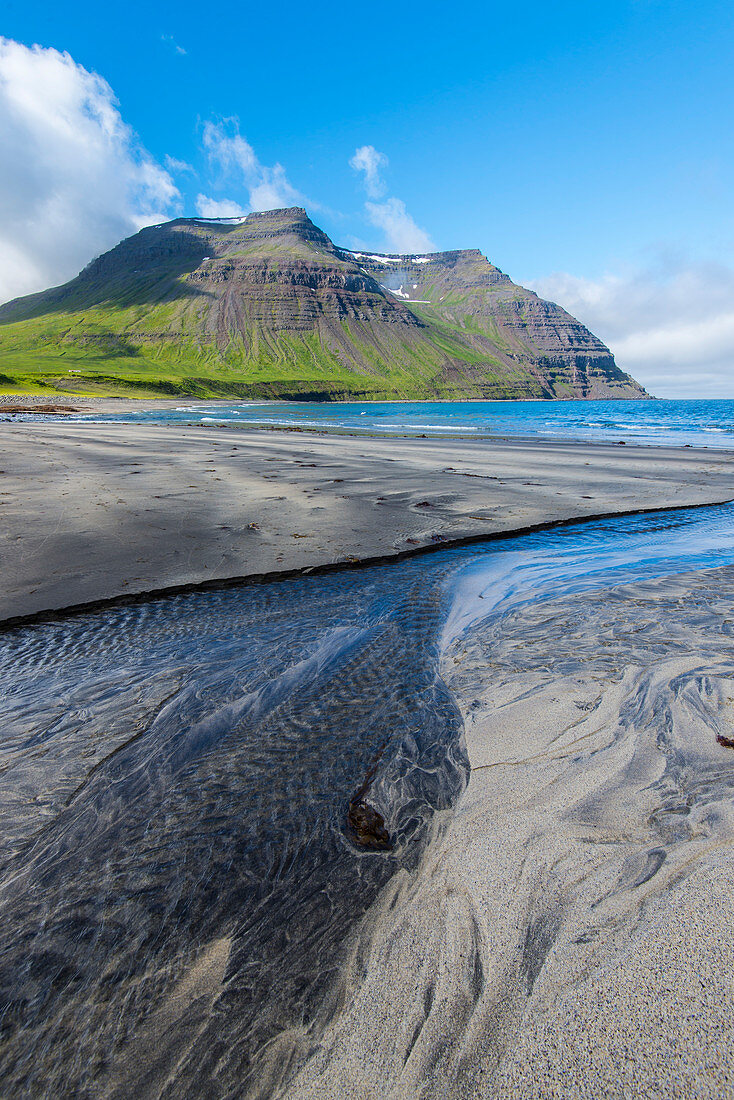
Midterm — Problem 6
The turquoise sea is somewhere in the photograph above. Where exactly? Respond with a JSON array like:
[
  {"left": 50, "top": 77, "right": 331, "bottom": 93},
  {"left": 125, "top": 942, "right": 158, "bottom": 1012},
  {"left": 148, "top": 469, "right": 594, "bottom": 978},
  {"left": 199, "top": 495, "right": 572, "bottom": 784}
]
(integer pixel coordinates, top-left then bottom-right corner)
[{"left": 67, "top": 397, "right": 734, "bottom": 448}]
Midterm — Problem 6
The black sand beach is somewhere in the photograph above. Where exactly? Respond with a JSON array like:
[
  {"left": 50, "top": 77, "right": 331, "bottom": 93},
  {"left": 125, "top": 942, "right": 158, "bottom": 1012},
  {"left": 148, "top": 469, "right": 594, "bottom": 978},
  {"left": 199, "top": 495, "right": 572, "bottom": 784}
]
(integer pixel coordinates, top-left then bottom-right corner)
[{"left": 1, "top": 414, "right": 733, "bottom": 1098}]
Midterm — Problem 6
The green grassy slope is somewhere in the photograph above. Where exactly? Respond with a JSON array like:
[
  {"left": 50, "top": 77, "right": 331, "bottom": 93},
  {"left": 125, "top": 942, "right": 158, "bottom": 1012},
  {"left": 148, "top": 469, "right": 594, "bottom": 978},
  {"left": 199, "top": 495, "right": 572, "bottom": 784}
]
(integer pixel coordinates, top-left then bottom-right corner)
[{"left": 0, "top": 209, "right": 646, "bottom": 400}]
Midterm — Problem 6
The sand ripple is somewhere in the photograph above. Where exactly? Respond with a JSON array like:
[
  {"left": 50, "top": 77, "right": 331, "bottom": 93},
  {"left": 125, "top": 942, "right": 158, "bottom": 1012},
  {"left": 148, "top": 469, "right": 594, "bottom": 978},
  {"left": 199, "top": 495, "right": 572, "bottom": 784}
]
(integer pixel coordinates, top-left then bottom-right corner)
[{"left": 1, "top": 505, "right": 734, "bottom": 1097}]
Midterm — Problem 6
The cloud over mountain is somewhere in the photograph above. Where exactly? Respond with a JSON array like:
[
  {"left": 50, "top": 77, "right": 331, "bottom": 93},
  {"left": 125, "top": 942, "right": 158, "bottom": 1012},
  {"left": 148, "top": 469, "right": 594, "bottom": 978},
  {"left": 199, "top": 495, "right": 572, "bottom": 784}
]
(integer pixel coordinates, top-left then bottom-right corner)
[
  {"left": 350, "top": 144, "right": 434, "bottom": 254},
  {"left": 195, "top": 195, "right": 247, "bottom": 219},
  {"left": 349, "top": 145, "right": 388, "bottom": 199},
  {"left": 0, "top": 37, "right": 179, "bottom": 304},
  {"left": 198, "top": 119, "right": 303, "bottom": 219}
]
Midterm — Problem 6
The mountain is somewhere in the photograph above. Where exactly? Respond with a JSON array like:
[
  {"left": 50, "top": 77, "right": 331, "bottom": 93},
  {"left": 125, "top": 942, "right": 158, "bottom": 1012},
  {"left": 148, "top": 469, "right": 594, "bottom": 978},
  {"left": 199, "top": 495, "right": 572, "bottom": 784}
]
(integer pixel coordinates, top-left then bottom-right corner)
[{"left": 0, "top": 208, "right": 647, "bottom": 400}]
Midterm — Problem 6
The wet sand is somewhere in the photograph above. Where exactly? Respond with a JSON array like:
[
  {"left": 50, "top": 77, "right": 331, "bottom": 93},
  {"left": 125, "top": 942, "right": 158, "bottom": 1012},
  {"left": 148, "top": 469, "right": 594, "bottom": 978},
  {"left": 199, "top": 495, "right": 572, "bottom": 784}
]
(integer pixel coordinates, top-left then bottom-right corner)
[
  {"left": 2, "top": 419, "right": 734, "bottom": 622},
  {"left": 282, "top": 565, "right": 734, "bottom": 1098},
  {"left": 3, "top": 414, "right": 734, "bottom": 1098}
]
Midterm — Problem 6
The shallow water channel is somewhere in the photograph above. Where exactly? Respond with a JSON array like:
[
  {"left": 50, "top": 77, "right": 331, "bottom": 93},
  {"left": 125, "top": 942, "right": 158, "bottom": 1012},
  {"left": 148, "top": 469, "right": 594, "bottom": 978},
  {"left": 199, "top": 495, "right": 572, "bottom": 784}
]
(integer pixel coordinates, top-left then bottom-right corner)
[{"left": 1, "top": 502, "right": 733, "bottom": 1097}]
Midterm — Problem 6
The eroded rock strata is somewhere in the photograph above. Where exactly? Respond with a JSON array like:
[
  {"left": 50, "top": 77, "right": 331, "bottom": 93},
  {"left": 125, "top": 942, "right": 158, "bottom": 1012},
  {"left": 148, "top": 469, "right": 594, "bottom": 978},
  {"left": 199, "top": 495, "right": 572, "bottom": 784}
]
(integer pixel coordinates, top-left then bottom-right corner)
[{"left": 0, "top": 208, "right": 646, "bottom": 400}]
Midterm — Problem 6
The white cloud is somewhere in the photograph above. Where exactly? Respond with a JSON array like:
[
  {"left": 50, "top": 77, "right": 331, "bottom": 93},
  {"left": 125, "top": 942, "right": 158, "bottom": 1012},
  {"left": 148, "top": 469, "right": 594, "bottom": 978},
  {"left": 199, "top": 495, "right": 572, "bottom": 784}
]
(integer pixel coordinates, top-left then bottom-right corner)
[
  {"left": 195, "top": 194, "right": 247, "bottom": 218},
  {"left": 364, "top": 197, "right": 435, "bottom": 255},
  {"left": 528, "top": 257, "right": 734, "bottom": 398},
  {"left": 0, "top": 37, "right": 180, "bottom": 304},
  {"left": 203, "top": 120, "right": 257, "bottom": 177},
  {"left": 349, "top": 144, "right": 388, "bottom": 199},
  {"left": 350, "top": 145, "right": 434, "bottom": 255},
  {"left": 249, "top": 164, "right": 302, "bottom": 211},
  {"left": 165, "top": 154, "right": 193, "bottom": 173},
  {"left": 202, "top": 119, "right": 302, "bottom": 211}
]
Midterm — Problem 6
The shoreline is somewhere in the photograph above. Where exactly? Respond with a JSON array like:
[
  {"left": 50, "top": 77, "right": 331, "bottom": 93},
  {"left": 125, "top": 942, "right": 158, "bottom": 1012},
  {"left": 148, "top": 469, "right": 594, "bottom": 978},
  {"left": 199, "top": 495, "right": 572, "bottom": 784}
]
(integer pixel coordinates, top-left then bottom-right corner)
[
  {"left": 2, "top": 423, "right": 734, "bottom": 623},
  {"left": 1, "top": 392, "right": 661, "bottom": 406},
  {"left": 2, "top": 494, "right": 732, "bottom": 632},
  {"left": 280, "top": 561, "right": 734, "bottom": 1098},
  {"left": 2, "top": 393, "right": 727, "bottom": 453}
]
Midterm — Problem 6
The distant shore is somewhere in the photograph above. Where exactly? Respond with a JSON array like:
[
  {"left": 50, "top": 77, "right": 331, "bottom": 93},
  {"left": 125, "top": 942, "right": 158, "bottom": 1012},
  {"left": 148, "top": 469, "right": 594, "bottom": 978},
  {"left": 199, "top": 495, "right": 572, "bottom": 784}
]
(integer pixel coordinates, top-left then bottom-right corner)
[
  {"left": 1, "top": 418, "right": 733, "bottom": 623},
  {"left": 0, "top": 392, "right": 658, "bottom": 408}
]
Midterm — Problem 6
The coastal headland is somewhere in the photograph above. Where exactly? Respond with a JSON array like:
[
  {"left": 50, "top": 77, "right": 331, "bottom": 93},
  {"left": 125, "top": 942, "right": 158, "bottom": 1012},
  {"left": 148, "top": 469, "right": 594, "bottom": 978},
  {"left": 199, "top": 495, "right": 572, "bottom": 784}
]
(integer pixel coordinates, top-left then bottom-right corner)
[
  {"left": 1, "top": 409, "right": 733, "bottom": 623},
  {"left": 0, "top": 207, "right": 646, "bottom": 402}
]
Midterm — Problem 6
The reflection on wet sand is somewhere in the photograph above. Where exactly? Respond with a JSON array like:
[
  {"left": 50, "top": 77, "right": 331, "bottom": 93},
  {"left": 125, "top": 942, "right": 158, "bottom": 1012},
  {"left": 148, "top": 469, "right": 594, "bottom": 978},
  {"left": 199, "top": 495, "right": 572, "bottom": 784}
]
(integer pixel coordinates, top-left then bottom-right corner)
[
  {"left": 1, "top": 504, "right": 734, "bottom": 1097},
  {"left": 0, "top": 557, "right": 466, "bottom": 1098},
  {"left": 285, "top": 564, "right": 734, "bottom": 1098}
]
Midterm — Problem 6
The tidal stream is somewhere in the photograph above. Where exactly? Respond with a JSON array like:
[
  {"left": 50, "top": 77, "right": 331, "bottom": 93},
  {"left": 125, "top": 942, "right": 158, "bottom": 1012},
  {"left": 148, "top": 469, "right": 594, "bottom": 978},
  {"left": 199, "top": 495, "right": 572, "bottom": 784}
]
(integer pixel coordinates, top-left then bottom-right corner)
[{"left": 1, "top": 502, "right": 733, "bottom": 1097}]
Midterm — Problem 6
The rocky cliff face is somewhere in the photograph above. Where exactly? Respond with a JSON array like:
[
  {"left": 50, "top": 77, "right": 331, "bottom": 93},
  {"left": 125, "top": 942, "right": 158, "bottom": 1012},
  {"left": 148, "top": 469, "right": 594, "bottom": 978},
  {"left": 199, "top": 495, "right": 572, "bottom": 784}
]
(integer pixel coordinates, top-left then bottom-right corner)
[
  {"left": 0, "top": 208, "right": 647, "bottom": 400},
  {"left": 342, "top": 246, "right": 639, "bottom": 399}
]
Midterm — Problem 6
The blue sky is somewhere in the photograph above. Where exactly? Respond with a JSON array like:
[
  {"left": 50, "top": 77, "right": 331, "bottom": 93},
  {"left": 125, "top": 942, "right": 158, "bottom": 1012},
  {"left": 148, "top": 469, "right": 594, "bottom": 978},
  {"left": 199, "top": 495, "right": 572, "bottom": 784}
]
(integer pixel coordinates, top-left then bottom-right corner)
[{"left": 2, "top": 0, "right": 734, "bottom": 395}]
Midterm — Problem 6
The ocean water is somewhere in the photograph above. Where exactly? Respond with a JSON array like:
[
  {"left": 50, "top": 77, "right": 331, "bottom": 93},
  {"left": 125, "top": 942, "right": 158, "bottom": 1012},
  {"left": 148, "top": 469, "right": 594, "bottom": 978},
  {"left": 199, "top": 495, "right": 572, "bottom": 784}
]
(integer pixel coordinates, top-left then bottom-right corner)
[
  {"left": 64, "top": 397, "right": 734, "bottom": 448},
  {"left": 1, "top": 501, "right": 734, "bottom": 1096}
]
